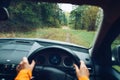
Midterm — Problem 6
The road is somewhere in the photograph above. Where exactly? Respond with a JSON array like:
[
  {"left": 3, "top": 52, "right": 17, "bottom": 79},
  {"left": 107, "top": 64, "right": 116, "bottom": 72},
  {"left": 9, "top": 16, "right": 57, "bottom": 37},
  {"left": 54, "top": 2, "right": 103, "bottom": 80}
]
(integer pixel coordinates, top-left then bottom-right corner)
[{"left": 62, "top": 26, "right": 71, "bottom": 43}]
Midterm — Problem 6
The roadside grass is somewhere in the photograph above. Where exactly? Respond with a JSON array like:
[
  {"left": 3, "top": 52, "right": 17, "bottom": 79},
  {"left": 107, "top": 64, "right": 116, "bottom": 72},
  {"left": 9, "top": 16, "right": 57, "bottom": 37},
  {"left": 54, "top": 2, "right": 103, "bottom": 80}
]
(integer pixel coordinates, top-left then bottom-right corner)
[
  {"left": 69, "top": 29, "right": 95, "bottom": 47},
  {"left": 0, "top": 27, "right": 95, "bottom": 48}
]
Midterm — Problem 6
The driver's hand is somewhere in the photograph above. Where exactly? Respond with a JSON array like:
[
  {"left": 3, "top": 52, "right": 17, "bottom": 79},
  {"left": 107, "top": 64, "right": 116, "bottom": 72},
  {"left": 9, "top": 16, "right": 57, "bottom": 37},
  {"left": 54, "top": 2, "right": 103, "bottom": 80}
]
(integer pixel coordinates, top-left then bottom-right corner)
[
  {"left": 74, "top": 61, "right": 89, "bottom": 80},
  {"left": 16, "top": 57, "right": 35, "bottom": 72}
]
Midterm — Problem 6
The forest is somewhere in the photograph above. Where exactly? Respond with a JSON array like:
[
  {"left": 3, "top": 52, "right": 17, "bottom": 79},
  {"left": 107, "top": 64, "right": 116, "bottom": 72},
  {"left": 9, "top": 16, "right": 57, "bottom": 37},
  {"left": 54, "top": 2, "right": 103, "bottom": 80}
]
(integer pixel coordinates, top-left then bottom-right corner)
[{"left": 0, "top": 0, "right": 102, "bottom": 32}]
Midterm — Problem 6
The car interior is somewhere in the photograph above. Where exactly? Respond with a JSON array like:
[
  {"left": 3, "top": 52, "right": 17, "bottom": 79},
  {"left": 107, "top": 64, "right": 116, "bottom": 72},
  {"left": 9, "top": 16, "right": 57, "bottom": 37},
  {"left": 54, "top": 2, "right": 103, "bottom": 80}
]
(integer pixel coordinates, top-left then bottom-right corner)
[{"left": 0, "top": 0, "right": 120, "bottom": 80}]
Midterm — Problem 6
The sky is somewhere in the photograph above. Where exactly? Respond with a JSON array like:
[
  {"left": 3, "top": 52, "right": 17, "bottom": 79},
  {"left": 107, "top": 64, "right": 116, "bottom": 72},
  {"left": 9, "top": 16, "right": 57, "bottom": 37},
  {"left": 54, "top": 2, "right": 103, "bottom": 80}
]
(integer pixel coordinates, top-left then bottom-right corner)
[{"left": 59, "top": 4, "right": 73, "bottom": 12}]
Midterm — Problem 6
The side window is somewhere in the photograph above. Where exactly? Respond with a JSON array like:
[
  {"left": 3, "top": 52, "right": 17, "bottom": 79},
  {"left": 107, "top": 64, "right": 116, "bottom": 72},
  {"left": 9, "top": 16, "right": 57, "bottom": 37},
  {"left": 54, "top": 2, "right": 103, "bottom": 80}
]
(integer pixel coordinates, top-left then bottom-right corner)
[{"left": 112, "top": 34, "right": 120, "bottom": 72}]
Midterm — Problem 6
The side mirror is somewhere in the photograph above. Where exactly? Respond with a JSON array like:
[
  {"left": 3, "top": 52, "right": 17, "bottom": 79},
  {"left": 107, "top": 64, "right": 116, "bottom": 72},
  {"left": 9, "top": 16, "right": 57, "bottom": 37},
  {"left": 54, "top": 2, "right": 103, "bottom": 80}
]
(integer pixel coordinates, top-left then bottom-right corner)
[
  {"left": 112, "top": 45, "right": 120, "bottom": 65},
  {"left": 0, "top": 7, "right": 9, "bottom": 21}
]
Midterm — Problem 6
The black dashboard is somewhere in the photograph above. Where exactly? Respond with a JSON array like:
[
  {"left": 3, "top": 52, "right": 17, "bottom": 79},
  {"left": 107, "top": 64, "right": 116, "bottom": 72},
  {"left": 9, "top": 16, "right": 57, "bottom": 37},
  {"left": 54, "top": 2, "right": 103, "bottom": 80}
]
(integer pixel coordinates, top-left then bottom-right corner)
[{"left": 0, "top": 38, "right": 93, "bottom": 80}]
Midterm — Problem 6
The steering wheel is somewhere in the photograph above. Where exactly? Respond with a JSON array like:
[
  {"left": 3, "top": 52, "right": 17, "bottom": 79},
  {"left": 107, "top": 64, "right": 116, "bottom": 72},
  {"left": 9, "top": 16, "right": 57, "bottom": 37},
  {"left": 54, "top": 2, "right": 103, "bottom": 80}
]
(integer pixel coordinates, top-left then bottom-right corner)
[{"left": 28, "top": 46, "right": 80, "bottom": 80}]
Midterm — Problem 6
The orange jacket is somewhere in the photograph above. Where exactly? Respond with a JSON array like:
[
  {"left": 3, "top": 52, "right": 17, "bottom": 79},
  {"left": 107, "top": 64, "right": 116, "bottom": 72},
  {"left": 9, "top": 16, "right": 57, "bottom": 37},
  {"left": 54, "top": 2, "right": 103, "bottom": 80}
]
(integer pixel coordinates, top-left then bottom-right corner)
[
  {"left": 15, "top": 69, "right": 89, "bottom": 80},
  {"left": 79, "top": 76, "right": 89, "bottom": 80},
  {"left": 15, "top": 69, "right": 32, "bottom": 80}
]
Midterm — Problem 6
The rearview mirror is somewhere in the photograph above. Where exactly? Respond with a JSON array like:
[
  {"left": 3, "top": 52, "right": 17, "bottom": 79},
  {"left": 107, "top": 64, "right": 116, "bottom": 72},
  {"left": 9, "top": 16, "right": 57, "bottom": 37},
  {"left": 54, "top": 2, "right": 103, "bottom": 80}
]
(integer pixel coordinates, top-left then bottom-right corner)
[
  {"left": 0, "top": 7, "right": 9, "bottom": 21},
  {"left": 112, "top": 45, "right": 120, "bottom": 65}
]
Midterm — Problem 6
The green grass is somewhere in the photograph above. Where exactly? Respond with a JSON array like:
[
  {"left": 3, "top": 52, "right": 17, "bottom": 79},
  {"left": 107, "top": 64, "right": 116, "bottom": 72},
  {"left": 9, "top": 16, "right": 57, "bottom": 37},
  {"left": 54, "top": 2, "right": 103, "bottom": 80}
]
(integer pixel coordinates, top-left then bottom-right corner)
[
  {"left": 69, "top": 29, "right": 95, "bottom": 47},
  {"left": 0, "top": 27, "right": 96, "bottom": 48}
]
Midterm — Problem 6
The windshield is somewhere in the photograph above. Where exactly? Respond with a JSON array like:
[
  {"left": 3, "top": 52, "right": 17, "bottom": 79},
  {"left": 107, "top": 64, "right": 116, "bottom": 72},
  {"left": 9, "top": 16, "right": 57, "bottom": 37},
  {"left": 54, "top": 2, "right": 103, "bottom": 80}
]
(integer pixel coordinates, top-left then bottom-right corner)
[{"left": 0, "top": 1, "right": 103, "bottom": 48}]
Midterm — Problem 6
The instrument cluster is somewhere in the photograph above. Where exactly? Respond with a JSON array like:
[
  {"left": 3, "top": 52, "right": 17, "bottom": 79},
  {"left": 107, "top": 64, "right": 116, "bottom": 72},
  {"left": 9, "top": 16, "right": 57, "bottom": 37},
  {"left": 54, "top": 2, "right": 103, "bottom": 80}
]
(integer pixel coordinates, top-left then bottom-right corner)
[{"left": 34, "top": 53, "right": 74, "bottom": 68}]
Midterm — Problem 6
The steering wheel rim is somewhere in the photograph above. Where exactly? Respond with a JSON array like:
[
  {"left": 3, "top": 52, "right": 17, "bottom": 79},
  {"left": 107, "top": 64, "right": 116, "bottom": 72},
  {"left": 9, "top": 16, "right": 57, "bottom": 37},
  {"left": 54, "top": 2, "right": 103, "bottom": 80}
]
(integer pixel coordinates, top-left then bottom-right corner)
[{"left": 28, "top": 46, "right": 80, "bottom": 80}]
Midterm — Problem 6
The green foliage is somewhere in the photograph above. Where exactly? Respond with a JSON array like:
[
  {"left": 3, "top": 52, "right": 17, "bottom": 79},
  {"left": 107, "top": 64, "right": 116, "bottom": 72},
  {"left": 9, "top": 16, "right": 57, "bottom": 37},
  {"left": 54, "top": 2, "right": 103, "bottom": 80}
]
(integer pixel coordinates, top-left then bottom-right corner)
[
  {"left": 69, "top": 5, "right": 102, "bottom": 31},
  {"left": 0, "top": 1, "right": 67, "bottom": 32},
  {"left": 0, "top": 1, "right": 103, "bottom": 32},
  {"left": 10, "top": 0, "right": 41, "bottom": 26},
  {"left": 41, "top": 3, "right": 60, "bottom": 27},
  {"left": 58, "top": 11, "right": 68, "bottom": 26}
]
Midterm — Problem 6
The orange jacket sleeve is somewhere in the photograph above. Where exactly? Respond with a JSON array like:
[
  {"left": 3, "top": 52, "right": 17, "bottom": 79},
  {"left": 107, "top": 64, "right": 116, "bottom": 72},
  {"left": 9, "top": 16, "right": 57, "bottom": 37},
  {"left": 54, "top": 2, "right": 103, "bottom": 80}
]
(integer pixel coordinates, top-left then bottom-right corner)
[
  {"left": 15, "top": 69, "right": 32, "bottom": 80},
  {"left": 78, "top": 76, "right": 89, "bottom": 80}
]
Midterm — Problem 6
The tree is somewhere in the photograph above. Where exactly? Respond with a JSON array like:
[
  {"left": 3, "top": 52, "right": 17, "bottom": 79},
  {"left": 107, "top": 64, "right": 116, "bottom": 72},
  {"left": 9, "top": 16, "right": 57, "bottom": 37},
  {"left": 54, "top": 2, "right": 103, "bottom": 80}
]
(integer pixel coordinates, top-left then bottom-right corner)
[
  {"left": 69, "top": 5, "right": 101, "bottom": 31},
  {"left": 0, "top": 1, "right": 68, "bottom": 32},
  {"left": 82, "top": 6, "right": 100, "bottom": 31}
]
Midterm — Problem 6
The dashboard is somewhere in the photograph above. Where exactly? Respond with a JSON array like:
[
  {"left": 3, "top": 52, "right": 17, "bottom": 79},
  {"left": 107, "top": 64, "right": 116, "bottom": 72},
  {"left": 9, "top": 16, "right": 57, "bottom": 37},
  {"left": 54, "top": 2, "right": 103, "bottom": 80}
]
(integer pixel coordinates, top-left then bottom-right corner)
[{"left": 0, "top": 38, "right": 93, "bottom": 80}]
